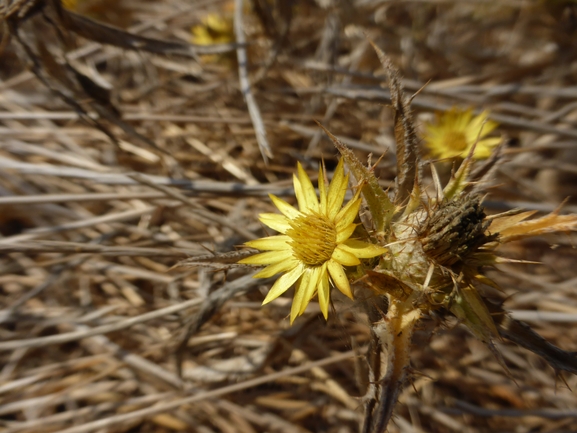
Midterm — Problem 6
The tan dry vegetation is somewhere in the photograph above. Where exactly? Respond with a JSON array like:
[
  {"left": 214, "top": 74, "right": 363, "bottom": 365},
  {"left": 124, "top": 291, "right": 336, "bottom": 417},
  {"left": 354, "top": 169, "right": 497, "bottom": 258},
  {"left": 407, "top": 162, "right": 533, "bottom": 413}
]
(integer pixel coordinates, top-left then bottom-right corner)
[{"left": 1, "top": 0, "right": 577, "bottom": 432}]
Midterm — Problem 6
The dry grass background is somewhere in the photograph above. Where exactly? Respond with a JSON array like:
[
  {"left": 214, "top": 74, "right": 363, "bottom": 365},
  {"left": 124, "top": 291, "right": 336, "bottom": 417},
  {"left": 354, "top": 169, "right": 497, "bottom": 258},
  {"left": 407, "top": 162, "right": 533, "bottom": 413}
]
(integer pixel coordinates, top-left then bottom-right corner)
[{"left": 2, "top": 0, "right": 577, "bottom": 432}]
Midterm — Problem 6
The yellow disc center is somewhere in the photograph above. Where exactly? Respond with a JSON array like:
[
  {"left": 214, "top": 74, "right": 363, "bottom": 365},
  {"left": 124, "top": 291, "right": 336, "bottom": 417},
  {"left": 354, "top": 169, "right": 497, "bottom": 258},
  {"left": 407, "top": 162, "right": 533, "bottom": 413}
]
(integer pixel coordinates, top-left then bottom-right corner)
[
  {"left": 444, "top": 131, "right": 468, "bottom": 152},
  {"left": 287, "top": 213, "right": 337, "bottom": 266}
]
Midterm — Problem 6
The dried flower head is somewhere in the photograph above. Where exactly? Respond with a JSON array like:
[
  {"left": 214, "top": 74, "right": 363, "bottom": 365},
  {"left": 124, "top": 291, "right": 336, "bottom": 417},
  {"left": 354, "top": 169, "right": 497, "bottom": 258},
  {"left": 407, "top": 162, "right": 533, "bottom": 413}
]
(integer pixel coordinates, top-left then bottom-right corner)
[
  {"left": 239, "top": 160, "right": 386, "bottom": 323},
  {"left": 424, "top": 108, "right": 501, "bottom": 159}
]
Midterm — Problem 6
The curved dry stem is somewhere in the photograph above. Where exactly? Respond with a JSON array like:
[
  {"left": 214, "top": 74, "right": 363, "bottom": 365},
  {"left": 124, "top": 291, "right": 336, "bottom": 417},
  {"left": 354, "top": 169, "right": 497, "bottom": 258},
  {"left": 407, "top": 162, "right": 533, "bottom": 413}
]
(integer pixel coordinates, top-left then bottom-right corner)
[{"left": 363, "top": 298, "right": 421, "bottom": 433}]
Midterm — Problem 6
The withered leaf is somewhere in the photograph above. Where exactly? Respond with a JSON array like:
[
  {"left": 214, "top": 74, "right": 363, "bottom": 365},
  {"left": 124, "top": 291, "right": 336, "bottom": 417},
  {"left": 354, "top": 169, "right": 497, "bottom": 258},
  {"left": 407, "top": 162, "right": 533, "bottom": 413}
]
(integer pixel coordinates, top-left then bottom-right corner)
[
  {"left": 450, "top": 284, "right": 500, "bottom": 345},
  {"left": 316, "top": 122, "right": 395, "bottom": 232},
  {"left": 486, "top": 300, "right": 577, "bottom": 375},
  {"left": 173, "top": 249, "right": 258, "bottom": 271},
  {"left": 363, "top": 270, "right": 412, "bottom": 301},
  {"left": 369, "top": 41, "right": 420, "bottom": 206},
  {"left": 497, "top": 212, "right": 577, "bottom": 243}
]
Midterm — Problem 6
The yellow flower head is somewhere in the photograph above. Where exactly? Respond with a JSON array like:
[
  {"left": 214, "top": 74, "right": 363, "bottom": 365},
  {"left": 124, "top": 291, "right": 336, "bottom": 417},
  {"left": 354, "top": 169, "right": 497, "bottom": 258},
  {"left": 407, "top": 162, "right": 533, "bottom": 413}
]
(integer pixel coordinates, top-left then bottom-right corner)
[
  {"left": 191, "top": 13, "right": 234, "bottom": 46},
  {"left": 239, "top": 160, "right": 387, "bottom": 323},
  {"left": 423, "top": 108, "right": 501, "bottom": 159}
]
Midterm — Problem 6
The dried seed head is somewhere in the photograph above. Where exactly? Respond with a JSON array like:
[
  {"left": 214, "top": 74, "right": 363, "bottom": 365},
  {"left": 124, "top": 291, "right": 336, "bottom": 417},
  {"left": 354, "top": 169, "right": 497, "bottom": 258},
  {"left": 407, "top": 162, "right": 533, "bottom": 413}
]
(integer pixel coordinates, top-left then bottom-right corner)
[{"left": 419, "top": 195, "right": 497, "bottom": 267}]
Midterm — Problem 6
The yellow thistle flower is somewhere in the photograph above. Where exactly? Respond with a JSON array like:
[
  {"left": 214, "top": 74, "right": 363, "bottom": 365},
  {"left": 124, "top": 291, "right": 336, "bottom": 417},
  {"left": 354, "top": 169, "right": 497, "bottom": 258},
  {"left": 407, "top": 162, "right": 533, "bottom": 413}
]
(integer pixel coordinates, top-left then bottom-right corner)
[
  {"left": 190, "top": 12, "right": 235, "bottom": 64},
  {"left": 239, "top": 160, "right": 387, "bottom": 323},
  {"left": 423, "top": 108, "right": 501, "bottom": 159},
  {"left": 191, "top": 13, "right": 234, "bottom": 47}
]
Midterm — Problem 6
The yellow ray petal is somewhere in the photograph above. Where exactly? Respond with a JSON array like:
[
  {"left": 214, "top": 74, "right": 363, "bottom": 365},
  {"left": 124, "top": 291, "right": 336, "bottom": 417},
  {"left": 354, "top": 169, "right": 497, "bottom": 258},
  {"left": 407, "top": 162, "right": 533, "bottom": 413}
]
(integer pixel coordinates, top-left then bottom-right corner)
[
  {"left": 290, "top": 267, "right": 318, "bottom": 324},
  {"left": 295, "top": 162, "right": 319, "bottom": 213},
  {"left": 244, "top": 235, "right": 291, "bottom": 251},
  {"left": 262, "top": 264, "right": 304, "bottom": 305},
  {"left": 300, "top": 266, "right": 322, "bottom": 315},
  {"left": 341, "top": 239, "right": 387, "bottom": 258},
  {"left": 455, "top": 109, "right": 473, "bottom": 130},
  {"left": 269, "top": 194, "right": 300, "bottom": 219},
  {"left": 335, "top": 198, "right": 361, "bottom": 231},
  {"left": 291, "top": 268, "right": 309, "bottom": 318},
  {"left": 318, "top": 164, "right": 328, "bottom": 214},
  {"left": 295, "top": 266, "right": 323, "bottom": 319},
  {"left": 239, "top": 250, "right": 283, "bottom": 266},
  {"left": 474, "top": 138, "right": 501, "bottom": 158},
  {"left": 289, "top": 287, "right": 303, "bottom": 324},
  {"left": 327, "top": 260, "right": 353, "bottom": 299},
  {"left": 244, "top": 248, "right": 292, "bottom": 265},
  {"left": 465, "top": 111, "right": 489, "bottom": 138},
  {"left": 327, "top": 159, "right": 348, "bottom": 219},
  {"left": 332, "top": 245, "right": 361, "bottom": 266},
  {"left": 259, "top": 213, "right": 291, "bottom": 233},
  {"left": 293, "top": 173, "right": 305, "bottom": 212},
  {"left": 335, "top": 222, "right": 357, "bottom": 243},
  {"left": 479, "top": 119, "right": 499, "bottom": 136},
  {"left": 253, "top": 254, "right": 297, "bottom": 278},
  {"left": 317, "top": 265, "right": 330, "bottom": 319}
]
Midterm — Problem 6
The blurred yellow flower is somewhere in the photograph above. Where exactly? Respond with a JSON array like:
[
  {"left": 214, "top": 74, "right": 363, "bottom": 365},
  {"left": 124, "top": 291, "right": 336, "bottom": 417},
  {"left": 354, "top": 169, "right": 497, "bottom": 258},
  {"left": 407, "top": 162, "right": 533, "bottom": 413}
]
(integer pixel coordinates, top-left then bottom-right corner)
[
  {"left": 191, "top": 13, "right": 234, "bottom": 46},
  {"left": 424, "top": 108, "right": 501, "bottom": 159},
  {"left": 239, "top": 160, "right": 387, "bottom": 323},
  {"left": 62, "top": 0, "right": 78, "bottom": 9}
]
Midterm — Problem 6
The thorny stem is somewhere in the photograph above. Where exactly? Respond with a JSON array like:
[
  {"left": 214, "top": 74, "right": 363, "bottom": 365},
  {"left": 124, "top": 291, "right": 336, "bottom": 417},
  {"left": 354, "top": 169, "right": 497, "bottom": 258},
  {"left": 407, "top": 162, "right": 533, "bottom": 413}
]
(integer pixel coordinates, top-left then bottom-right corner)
[{"left": 364, "top": 298, "right": 421, "bottom": 433}]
